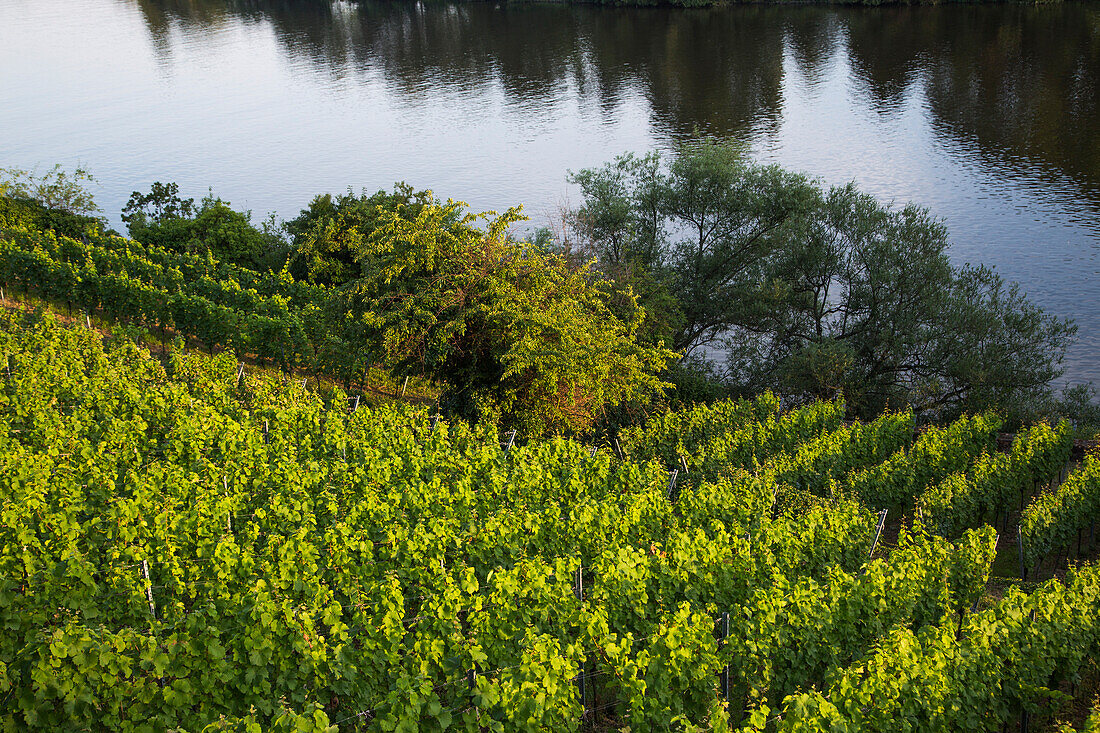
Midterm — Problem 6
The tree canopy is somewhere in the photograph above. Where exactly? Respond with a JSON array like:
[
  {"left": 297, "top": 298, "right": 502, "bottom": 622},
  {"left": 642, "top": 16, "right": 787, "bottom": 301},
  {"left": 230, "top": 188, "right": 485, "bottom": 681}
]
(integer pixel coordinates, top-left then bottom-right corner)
[
  {"left": 123, "top": 183, "right": 282, "bottom": 269},
  {"left": 285, "top": 183, "right": 442, "bottom": 286},
  {"left": 0, "top": 164, "right": 100, "bottom": 216},
  {"left": 338, "top": 197, "right": 677, "bottom": 435},
  {"left": 0, "top": 165, "right": 106, "bottom": 238},
  {"left": 567, "top": 139, "right": 1076, "bottom": 418}
]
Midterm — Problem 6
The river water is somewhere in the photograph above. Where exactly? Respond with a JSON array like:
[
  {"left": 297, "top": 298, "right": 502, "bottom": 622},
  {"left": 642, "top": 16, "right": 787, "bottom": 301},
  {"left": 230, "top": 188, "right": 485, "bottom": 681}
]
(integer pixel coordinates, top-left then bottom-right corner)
[{"left": 1, "top": 0, "right": 1099, "bottom": 386}]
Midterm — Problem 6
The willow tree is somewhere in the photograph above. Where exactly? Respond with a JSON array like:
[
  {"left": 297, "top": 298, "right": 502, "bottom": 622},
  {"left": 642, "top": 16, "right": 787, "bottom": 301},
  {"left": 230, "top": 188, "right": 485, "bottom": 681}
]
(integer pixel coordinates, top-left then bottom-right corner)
[
  {"left": 568, "top": 139, "right": 820, "bottom": 355},
  {"left": 568, "top": 140, "right": 1076, "bottom": 418}
]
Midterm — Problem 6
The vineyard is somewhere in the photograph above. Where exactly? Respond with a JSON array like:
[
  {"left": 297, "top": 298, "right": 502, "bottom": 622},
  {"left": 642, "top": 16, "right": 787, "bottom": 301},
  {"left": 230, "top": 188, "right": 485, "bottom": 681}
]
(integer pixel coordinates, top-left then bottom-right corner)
[
  {"left": 0, "top": 219, "right": 348, "bottom": 378},
  {"left": 2, "top": 312, "right": 1099, "bottom": 732}
]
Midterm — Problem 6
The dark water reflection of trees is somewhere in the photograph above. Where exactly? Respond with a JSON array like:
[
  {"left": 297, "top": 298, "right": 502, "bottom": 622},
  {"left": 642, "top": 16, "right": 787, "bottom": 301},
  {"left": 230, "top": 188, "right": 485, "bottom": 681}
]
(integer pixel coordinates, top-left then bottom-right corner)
[
  {"left": 845, "top": 5, "right": 1100, "bottom": 202},
  {"left": 133, "top": 0, "right": 1100, "bottom": 206}
]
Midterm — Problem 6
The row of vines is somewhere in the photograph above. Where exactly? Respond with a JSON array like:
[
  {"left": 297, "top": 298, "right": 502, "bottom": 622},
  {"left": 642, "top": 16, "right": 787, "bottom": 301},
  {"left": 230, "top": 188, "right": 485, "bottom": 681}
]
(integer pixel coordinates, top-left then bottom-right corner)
[
  {"left": 0, "top": 223, "right": 387, "bottom": 385},
  {"left": 2, "top": 314, "right": 1098, "bottom": 731}
]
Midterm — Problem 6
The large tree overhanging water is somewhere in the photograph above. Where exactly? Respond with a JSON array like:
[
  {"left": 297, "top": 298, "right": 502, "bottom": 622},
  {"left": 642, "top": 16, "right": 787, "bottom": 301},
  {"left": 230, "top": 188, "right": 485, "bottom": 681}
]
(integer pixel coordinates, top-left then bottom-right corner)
[{"left": 564, "top": 139, "right": 1077, "bottom": 419}]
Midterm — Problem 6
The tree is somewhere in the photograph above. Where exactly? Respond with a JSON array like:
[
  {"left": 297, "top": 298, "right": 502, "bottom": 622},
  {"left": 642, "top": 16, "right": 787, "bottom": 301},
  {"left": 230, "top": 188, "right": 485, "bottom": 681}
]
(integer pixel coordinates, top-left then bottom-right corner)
[
  {"left": 339, "top": 198, "right": 677, "bottom": 436},
  {"left": 121, "top": 181, "right": 195, "bottom": 226},
  {"left": 569, "top": 138, "right": 819, "bottom": 354},
  {"left": 285, "top": 183, "right": 441, "bottom": 286},
  {"left": 568, "top": 143, "right": 1077, "bottom": 418},
  {"left": 0, "top": 164, "right": 100, "bottom": 216},
  {"left": 567, "top": 151, "right": 664, "bottom": 271},
  {"left": 927, "top": 264, "right": 1076, "bottom": 416},
  {"left": 122, "top": 185, "right": 281, "bottom": 269},
  {"left": 0, "top": 164, "right": 106, "bottom": 238},
  {"left": 731, "top": 183, "right": 1075, "bottom": 416}
]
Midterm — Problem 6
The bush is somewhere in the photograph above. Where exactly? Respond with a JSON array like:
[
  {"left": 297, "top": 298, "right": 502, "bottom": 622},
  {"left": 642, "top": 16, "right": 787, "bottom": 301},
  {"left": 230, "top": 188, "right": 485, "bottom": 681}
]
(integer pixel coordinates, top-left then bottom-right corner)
[
  {"left": 340, "top": 198, "right": 677, "bottom": 435},
  {"left": 0, "top": 165, "right": 107, "bottom": 238},
  {"left": 285, "top": 183, "right": 441, "bottom": 286},
  {"left": 123, "top": 183, "right": 285, "bottom": 269}
]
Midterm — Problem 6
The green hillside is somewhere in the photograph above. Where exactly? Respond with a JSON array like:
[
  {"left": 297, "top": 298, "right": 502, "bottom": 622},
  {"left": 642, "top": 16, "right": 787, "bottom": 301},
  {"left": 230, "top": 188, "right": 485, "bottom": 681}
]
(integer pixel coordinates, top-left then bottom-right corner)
[{"left": 2, "top": 313, "right": 1098, "bottom": 732}]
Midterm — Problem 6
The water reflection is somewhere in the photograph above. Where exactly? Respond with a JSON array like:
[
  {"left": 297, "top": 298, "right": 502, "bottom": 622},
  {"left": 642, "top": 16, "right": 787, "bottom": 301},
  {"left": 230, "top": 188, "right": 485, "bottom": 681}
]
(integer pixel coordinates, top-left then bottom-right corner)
[
  {"left": 132, "top": 1, "right": 792, "bottom": 138},
  {"left": 131, "top": 0, "right": 1100, "bottom": 210},
  {"left": 920, "top": 4, "right": 1100, "bottom": 204},
  {"left": 783, "top": 10, "right": 840, "bottom": 90}
]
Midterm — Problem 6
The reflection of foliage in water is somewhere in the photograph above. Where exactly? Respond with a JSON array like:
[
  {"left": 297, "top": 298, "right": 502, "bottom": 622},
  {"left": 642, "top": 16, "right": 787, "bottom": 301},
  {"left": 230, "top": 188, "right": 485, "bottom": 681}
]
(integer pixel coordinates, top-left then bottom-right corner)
[
  {"left": 130, "top": 0, "right": 1100, "bottom": 205},
  {"left": 846, "top": 4, "right": 1100, "bottom": 203}
]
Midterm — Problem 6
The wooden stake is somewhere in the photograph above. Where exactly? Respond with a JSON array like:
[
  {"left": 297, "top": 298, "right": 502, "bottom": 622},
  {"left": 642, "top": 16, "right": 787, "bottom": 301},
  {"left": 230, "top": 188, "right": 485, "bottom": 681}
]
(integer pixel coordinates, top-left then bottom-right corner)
[
  {"left": 1017, "top": 526, "right": 1027, "bottom": 581},
  {"left": 142, "top": 560, "right": 157, "bottom": 620}
]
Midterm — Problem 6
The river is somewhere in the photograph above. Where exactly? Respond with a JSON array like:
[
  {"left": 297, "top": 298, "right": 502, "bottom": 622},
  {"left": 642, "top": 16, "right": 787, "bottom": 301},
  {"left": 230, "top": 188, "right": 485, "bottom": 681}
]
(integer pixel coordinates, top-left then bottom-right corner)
[{"left": 1, "top": 0, "right": 1098, "bottom": 386}]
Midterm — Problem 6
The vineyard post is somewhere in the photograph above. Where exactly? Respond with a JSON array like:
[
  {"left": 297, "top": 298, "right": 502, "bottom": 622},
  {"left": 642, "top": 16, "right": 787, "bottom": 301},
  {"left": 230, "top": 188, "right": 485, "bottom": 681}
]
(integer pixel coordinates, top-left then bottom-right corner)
[
  {"left": 589, "top": 445, "right": 598, "bottom": 458},
  {"left": 679, "top": 454, "right": 689, "bottom": 475},
  {"left": 667, "top": 469, "right": 678, "bottom": 501},
  {"left": 503, "top": 430, "right": 516, "bottom": 454},
  {"left": 467, "top": 666, "right": 478, "bottom": 722},
  {"left": 236, "top": 363, "right": 244, "bottom": 387},
  {"left": 400, "top": 375, "right": 409, "bottom": 397},
  {"left": 142, "top": 559, "right": 156, "bottom": 620},
  {"left": 354, "top": 395, "right": 360, "bottom": 412},
  {"left": 574, "top": 564, "right": 586, "bottom": 718},
  {"left": 431, "top": 414, "right": 441, "bottom": 434},
  {"left": 1016, "top": 526, "right": 1027, "bottom": 581},
  {"left": 263, "top": 420, "right": 269, "bottom": 445},
  {"left": 716, "top": 612, "right": 730, "bottom": 702},
  {"left": 868, "top": 509, "right": 888, "bottom": 559}
]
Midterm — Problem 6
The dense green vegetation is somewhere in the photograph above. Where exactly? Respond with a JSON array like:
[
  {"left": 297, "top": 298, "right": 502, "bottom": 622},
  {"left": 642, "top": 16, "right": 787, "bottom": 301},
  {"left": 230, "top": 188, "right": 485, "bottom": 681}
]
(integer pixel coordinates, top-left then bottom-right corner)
[
  {"left": 0, "top": 170, "right": 676, "bottom": 436},
  {"left": 564, "top": 139, "right": 1077, "bottom": 422},
  {"left": 2, "top": 162, "right": 1098, "bottom": 729},
  {"left": 2, "top": 314, "right": 1098, "bottom": 732},
  {"left": 3, "top": 153, "right": 1090, "bottom": 436}
]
